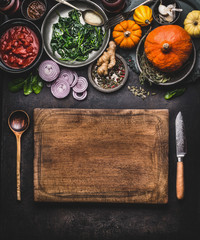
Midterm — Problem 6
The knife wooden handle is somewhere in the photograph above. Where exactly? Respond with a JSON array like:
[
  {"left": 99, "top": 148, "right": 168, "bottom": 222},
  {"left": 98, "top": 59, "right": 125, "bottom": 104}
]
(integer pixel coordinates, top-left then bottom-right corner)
[{"left": 176, "top": 161, "right": 184, "bottom": 200}]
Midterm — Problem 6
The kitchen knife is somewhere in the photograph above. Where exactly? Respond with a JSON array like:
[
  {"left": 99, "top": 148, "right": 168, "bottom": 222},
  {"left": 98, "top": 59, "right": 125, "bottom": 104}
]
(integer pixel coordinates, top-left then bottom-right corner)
[{"left": 175, "top": 111, "right": 187, "bottom": 200}]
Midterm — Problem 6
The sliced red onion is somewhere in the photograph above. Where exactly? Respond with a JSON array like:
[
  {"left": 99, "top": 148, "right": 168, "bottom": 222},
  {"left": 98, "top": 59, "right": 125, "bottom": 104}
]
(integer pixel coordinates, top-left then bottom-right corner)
[
  {"left": 72, "top": 76, "right": 88, "bottom": 93},
  {"left": 51, "top": 78, "right": 70, "bottom": 99},
  {"left": 73, "top": 90, "right": 87, "bottom": 101},
  {"left": 59, "top": 69, "right": 74, "bottom": 85},
  {"left": 38, "top": 60, "right": 60, "bottom": 82},
  {"left": 70, "top": 71, "right": 78, "bottom": 87}
]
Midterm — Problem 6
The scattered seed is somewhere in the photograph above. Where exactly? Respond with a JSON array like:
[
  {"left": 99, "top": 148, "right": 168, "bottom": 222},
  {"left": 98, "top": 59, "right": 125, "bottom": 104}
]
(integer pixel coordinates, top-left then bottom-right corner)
[{"left": 128, "top": 85, "right": 157, "bottom": 100}]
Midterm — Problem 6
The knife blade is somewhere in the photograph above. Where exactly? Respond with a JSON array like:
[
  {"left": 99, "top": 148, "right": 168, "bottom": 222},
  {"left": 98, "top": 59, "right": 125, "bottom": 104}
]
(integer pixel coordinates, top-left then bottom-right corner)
[{"left": 175, "top": 111, "right": 186, "bottom": 199}]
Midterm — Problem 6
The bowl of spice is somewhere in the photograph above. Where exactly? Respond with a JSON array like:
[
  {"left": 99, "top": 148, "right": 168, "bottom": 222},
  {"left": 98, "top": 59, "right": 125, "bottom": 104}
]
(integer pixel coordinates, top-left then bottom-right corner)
[
  {"left": 21, "top": 0, "right": 47, "bottom": 22},
  {"left": 88, "top": 53, "right": 128, "bottom": 93},
  {"left": 0, "top": 18, "right": 43, "bottom": 73}
]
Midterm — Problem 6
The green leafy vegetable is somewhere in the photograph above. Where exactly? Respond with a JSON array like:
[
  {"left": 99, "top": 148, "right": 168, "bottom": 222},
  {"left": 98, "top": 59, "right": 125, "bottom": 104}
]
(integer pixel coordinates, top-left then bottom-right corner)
[
  {"left": 50, "top": 10, "right": 105, "bottom": 62},
  {"left": 24, "top": 74, "right": 33, "bottom": 96},
  {"left": 164, "top": 88, "right": 186, "bottom": 100},
  {"left": 8, "top": 78, "right": 26, "bottom": 92},
  {"left": 31, "top": 75, "right": 44, "bottom": 94},
  {"left": 8, "top": 72, "right": 43, "bottom": 96}
]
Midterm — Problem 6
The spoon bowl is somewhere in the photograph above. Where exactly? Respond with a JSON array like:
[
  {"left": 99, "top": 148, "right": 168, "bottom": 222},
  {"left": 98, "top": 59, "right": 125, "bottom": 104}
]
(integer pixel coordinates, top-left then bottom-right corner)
[
  {"left": 8, "top": 110, "right": 30, "bottom": 201},
  {"left": 55, "top": 0, "right": 104, "bottom": 26},
  {"left": 8, "top": 110, "right": 30, "bottom": 132}
]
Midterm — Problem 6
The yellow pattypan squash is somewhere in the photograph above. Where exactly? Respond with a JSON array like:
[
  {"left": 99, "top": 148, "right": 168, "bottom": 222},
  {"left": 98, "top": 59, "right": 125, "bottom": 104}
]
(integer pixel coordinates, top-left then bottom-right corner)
[{"left": 184, "top": 10, "right": 200, "bottom": 38}]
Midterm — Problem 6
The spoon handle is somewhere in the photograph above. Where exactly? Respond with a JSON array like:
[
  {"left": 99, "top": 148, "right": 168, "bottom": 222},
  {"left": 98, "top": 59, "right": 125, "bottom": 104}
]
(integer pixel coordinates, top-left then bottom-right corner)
[
  {"left": 16, "top": 134, "right": 22, "bottom": 201},
  {"left": 55, "top": 0, "right": 80, "bottom": 11}
]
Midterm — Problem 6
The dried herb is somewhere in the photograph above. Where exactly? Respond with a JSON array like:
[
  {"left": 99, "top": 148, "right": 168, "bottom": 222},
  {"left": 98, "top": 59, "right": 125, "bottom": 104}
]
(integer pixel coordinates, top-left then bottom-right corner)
[
  {"left": 139, "top": 52, "right": 171, "bottom": 85},
  {"left": 164, "top": 88, "right": 186, "bottom": 100}
]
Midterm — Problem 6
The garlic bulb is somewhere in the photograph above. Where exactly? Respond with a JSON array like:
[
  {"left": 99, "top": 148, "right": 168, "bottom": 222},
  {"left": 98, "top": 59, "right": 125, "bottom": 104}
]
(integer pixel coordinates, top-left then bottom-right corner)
[
  {"left": 158, "top": 4, "right": 168, "bottom": 16},
  {"left": 164, "top": 14, "right": 174, "bottom": 22}
]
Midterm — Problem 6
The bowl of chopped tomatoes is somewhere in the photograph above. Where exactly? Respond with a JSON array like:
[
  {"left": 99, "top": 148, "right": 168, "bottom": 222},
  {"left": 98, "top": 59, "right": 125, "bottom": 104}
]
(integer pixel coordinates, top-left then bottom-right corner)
[{"left": 0, "top": 18, "right": 43, "bottom": 73}]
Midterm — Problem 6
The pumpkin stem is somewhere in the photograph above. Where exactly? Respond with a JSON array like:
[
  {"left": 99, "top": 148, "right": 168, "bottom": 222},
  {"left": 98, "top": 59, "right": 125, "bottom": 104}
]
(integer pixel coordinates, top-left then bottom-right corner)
[
  {"left": 194, "top": 21, "right": 198, "bottom": 26},
  {"left": 124, "top": 31, "right": 131, "bottom": 38},
  {"left": 145, "top": 20, "right": 151, "bottom": 25},
  {"left": 162, "top": 43, "right": 170, "bottom": 53}
]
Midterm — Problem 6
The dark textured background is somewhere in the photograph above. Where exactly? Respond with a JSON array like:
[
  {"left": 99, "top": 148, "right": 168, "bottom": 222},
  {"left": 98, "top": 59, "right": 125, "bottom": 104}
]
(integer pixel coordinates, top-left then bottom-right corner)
[{"left": 1, "top": 0, "right": 200, "bottom": 239}]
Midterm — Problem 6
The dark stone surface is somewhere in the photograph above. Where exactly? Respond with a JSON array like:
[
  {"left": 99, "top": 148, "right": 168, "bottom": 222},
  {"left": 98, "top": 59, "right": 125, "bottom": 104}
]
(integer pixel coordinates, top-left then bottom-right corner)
[{"left": 1, "top": 1, "right": 200, "bottom": 240}]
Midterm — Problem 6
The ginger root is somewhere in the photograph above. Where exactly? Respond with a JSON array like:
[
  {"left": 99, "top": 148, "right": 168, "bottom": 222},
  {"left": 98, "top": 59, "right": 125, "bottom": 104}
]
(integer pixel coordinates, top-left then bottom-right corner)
[{"left": 96, "top": 41, "right": 116, "bottom": 76}]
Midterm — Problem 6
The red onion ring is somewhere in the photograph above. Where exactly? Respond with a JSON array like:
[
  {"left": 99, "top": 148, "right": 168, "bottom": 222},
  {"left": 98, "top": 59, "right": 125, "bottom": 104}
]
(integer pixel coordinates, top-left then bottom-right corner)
[
  {"left": 72, "top": 76, "right": 88, "bottom": 93},
  {"left": 38, "top": 60, "right": 60, "bottom": 82},
  {"left": 59, "top": 69, "right": 74, "bottom": 85},
  {"left": 70, "top": 71, "right": 78, "bottom": 87},
  {"left": 72, "top": 90, "right": 87, "bottom": 101},
  {"left": 51, "top": 78, "right": 70, "bottom": 99}
]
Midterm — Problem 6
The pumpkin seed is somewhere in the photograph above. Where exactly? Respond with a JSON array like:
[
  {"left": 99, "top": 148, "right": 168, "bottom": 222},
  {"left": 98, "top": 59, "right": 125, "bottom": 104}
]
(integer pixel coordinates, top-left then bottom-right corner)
[
  {"left": 139, "top": 52, "right": 172, "bottom": 84},
  {"left": 128, "top": 85, "right": 156, "bottom": 100}
]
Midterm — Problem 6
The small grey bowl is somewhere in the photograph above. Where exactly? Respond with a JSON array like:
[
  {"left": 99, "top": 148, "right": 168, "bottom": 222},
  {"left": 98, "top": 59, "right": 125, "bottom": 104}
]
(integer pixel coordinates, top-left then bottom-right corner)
[{"left": 88, "top": 54, "right": 128, "bottom": 93}]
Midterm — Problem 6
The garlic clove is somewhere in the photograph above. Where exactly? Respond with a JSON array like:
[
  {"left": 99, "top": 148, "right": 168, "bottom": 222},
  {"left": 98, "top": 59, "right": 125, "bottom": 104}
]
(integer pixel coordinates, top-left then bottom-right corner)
[
  {"left": 167, "top": 10, "right": 173, "bottom": 17},
  {"left": 158, "top": 4, "right": 169, "bottom": 16},
  {"left": 166, "top": 4, "right": 176, "bottom": 21},
  {"left": 164, "top": 14, "right": 174, "bottom": 22},
  {"left": 167, "top": 4, "right": 176, "bottom": 10},
  {"left": 159, "top": 14, "right": 166, "bottom": 22}
]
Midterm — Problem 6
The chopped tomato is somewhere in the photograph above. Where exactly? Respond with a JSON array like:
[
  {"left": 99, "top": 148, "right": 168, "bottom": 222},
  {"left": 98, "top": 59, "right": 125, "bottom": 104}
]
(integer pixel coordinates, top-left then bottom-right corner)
[{"left": 0, "top": 26, "right": 39, "bottom": 69}]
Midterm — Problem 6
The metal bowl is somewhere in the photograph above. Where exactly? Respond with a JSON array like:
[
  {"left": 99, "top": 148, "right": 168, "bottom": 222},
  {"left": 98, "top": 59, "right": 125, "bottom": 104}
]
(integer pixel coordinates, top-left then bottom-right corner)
[
  {"left": 41, "top": 0, "right": 110, "bottom": 68},
  {"left": 0, "top": 18, "right": 43, "bottom": 73},
  {"left": 136, "top": 35, "right": 196, "bottom": 86},
  {"left": 88, "top": 54, "right": 128, "bottom": 93}
]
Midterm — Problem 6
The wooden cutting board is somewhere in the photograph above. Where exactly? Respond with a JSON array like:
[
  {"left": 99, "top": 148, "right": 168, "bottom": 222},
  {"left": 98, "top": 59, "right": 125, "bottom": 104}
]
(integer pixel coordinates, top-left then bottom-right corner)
[{"left": 34, "top": 108, "right": 169, "bottom": 203}]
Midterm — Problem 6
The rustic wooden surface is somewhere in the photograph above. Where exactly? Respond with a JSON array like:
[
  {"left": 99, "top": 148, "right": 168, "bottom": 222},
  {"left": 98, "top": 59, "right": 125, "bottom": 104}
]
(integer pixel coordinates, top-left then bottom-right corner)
[{"left": 34, "top": 108, "right": 169, "bottom": 203}]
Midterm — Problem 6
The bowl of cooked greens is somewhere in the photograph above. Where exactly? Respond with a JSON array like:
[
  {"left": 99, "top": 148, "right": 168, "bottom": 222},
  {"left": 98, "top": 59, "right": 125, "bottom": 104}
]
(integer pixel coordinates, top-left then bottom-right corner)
[{"left": 41, "top": 0, "right": 110, "bottom": 68}]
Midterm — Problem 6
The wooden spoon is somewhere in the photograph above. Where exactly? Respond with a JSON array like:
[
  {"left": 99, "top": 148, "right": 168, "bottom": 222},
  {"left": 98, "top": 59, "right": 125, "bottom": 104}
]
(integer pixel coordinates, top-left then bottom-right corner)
[{"left": 8, "top": 110, "right": 30, "bottom": 201}]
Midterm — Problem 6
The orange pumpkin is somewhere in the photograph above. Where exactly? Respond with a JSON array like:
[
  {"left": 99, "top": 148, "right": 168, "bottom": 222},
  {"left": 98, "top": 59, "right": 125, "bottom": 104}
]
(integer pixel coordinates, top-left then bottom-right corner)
[
  {"left": 144, "top": 25, "right": 193, "bottom": 72},
  {"left": 112, "top": 20, "right": 142, "bottom": 49}
]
